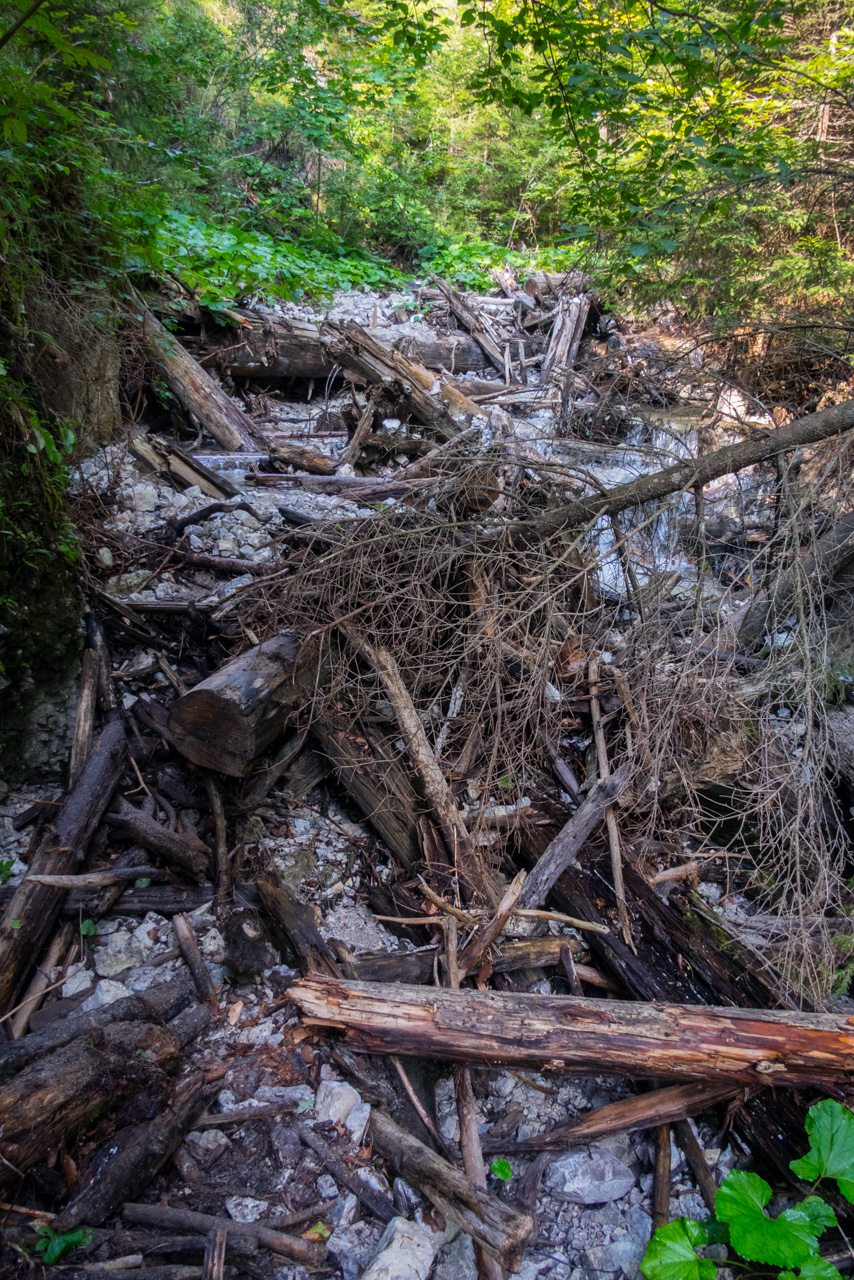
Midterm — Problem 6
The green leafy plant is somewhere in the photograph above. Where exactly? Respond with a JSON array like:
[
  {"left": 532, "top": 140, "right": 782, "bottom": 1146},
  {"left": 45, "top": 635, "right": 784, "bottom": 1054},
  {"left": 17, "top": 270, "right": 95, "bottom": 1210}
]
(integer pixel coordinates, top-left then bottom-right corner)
[
  {"left": 490, "top": 1158, "right": 512, "bottom": 1182},
  {"left": 34, "top": 1223, "right": 93, "bottom": 1266},
  {"left": 0, "top": 860, "right": 15, "bottom": 884},
  {"left": 79, "top": 919, "right": 97, "bottom": 937},
  {"left": 642, "top": 1100, "right": 854, "bottom": 1280}
]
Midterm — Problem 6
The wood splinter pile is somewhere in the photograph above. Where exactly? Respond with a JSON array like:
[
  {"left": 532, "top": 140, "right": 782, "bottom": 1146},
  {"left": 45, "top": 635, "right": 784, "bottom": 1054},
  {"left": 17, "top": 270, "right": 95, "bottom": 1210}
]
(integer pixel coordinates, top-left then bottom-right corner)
[{"left": 3, "top": 267, "right": 854, "bottom": 1278}]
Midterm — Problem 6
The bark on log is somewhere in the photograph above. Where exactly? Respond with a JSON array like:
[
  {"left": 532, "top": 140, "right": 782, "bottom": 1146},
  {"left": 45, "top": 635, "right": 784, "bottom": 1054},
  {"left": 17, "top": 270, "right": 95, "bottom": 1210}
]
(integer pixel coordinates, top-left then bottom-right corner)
[
  {"left": 542, "top": 294, "right": 590, "bottom": 383},
  {"left": 138, "top": 304, "right": 259, "bottom": 452},
  {"left": 168, "top": 632, "right": 323, "bottom": 776},
  {"left": 369, "top": 1110, "right": 533, "bottom": 1271},
  {"left": 105, "top": 798, "right": 209, "bottom": 881},
  {"left": 122, "top": 1202, "right": 325, "bottom": 1264},
  {"left": 484, "top": 1080, "right": 738, "bottom": 1154},
  {"left": 739, "top": 510, "right": 854, "bottom": 650},
  {"left": 518, "top": 765, "right": 631, "bottom": 909},
  {"left": 523, "top": 397, "right": 854, "bottom": 539},
  {"left": 0, "top": 720, "right": 127, "bottom": 1014},
  {"left": 0, "top": 973, "right": 194, "bottom": 1082},
  {"left": 0, "top": 1022, "right": 181, "bottom": 1182},
  {"left": 332, "top": 936, "right": 596, "bottom": 985},
  {"left": 269, "top": 440, "right": 337, "bottom": 475},
  {"left": 55, "top": 1074, "right": 209, "bottom": 1230},
  {"left": 289, "top": 977, "right": 854, "bottom": 1086},
  {"left": 69, "top": 649, "right": 100, "bottom": 786}
]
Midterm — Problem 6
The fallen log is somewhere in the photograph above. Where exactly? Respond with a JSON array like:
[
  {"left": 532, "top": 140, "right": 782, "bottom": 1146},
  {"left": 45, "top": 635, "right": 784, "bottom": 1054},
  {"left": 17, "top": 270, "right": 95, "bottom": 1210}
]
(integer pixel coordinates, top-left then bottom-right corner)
[
  {"left": 518, "top": 764, "right": 632, "bottom": 909},
  {"left": 369, "top": 1110, "right": 533, "bottom": 1271},
  {"left": 739, "top": 510, "right": 854, "bottom": 650},
  {"left": 122, "top": 1202, "right": 325, "bottom": 1265},
  {"left": 483, "top": 1080, "right": 739, "bottom": 1154},
  {"left": 131, "top": 435, "right": 240, "bottom": 501},
  {"left": 0, "top": 719, "right": 127, "bottom": 1013},
  {"left": 523, "top": 396, "right": 854, "bottom": 539},
  {"left": 325, "top": 322, "right": 484, "bottom": 441},
  {"left": 55, "top": 1073, "right": 210, "bottom": 1230},
  {"left": 215, "top": 310, "right": 504, "bottom": 378},
  {"left": 434, "top": 280, "right": 506, "bottom": 375},
  {"left": 0, "top": 973, "right": 195, "bottom": 1082},
  {"left": 289, "top": 977, "right": 854, "bottom": 1087},
  {"left": 105, "top": 798, "right": 209, "bottom": 881},
  {"left": 0, "top": 1021, "right": 182, "bottom": 1182},
  {"left": 269, "top": 439, "right": 337, "bottom": 475},
  {"left": 167, "top": 632, "right": 323, "bottom": 776},
  {"left": 331, "top": 936, "right": 611, "bottom": 986},
  {"left": 138, "top": 303, "right": 259, "bottom": 452}
]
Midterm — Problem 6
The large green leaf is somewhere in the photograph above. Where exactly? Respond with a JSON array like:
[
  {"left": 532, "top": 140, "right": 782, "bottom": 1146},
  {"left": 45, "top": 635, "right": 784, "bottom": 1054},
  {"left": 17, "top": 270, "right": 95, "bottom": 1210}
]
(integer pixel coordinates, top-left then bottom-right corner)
[
  {"left": 716, "top": 1172, "right": 825, "bottom": 1267},
  {"left": 778, "top": 1256, "right": 845, "bottom": 1280},
  {"left": 791, "top": 1101, "right": 854, "bottom": 1202},
  {"left": 640, "top": 1217, "right": 716, "bottom": 1280}
]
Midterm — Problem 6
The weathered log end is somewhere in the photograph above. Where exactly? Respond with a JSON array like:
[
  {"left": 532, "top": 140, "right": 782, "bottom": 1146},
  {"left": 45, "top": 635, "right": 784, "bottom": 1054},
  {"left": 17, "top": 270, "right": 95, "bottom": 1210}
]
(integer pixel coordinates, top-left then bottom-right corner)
[{"left": 168, "top": 632, "right": 322, "bottom": 776}]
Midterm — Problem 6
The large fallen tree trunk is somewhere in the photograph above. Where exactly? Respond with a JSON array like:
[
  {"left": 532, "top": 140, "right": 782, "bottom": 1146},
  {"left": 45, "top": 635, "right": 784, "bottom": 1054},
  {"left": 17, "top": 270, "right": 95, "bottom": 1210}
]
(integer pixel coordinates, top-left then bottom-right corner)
[
  {"left": 0, "top": 720, "right": 127, "bottom": 1013},
  {"left": 167, "top": 631, "right": 323, "bottom": 775},
  {"left": 289, "top": 977, "right": 854, "bottom": 1087},
  {"left": 208, "top": 310, "right": 513, "bottom": 378},
  {"left": 523, "top": 397, "right": 854, "bottom": 539},
  {"left": 138, "top": 302, "right": 261, "bottom": 452}
]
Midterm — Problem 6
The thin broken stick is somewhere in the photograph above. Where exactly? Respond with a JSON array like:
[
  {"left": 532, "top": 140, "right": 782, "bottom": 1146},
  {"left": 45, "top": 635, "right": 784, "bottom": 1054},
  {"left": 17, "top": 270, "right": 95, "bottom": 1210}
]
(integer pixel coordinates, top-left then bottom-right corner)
[{"left": 589, "top": 657, "right": 633, "bottom": 949}]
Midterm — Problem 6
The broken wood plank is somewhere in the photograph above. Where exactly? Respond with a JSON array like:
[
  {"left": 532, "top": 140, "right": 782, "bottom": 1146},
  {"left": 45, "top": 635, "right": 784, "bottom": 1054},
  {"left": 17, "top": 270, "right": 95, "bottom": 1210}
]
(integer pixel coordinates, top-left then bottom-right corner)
[
  {"left": 289, "top": 977, "right": 854, "bottom": 1087},
  {"left": 268, "top": 439, "right": 337, "bottom": 475},
  {"left": 256, "top": 874, "right": 339, "bottom": 979},
  {"left": 69, "top": 649, "right": 100, "bottom": 786},
  {"left": 0, "top": 720, "right": 127, "bottom": 1014},
  {"left": 168, "top": 632, "right": 324, "bottom": 776},
  {"left": 297, "top": 1124, "right": 396, "bottom": 1222},
  {"left": 433, "top": 280, "right": 507, "bottom": 375},
  {"left": 173, "top": 913, "right": 217, "bottom": 1002},
  {"left": 369, "top": 1109, "right": 533, "bottom": 1271},
  {"left": 518, "top": 764, "right": 631, "bottom": 909},
  {"left": 542, "top": 293, "right": 590, "bottom": 383},
  {"left": 131, "top": 435, "right": 241, "bottom": 501}
]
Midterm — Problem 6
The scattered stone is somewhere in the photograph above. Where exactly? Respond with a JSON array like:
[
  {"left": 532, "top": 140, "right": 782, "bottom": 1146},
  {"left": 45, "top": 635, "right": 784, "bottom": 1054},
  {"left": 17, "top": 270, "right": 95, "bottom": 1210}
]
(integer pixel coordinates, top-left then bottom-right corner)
[
  {"left": 315, "top": 1079, "right": 360, "bottom": 1126},
  {"left": 326, "top": 1219, "right": 385, "bottom": 1280},
  {"left": 345, "top": 1101, "right": 371, "bottom": 1147},
  {"left": 80, "top": 979, "right": 131, "bottom": 1012},
  {"left": 317, "top": 1174, "right": 339, "bottom": 1199},
  {"left": 225, "top": 1195, "right": 268, "bottom": 1223},
  {"left": 433, "top": 1231, "right": 476, "bottom": 1280},
  {"left": 94, "top": 928, "right": 148, "bottom": 977},
  {"left": 582, "top": 1236, "right": 645, "bottom": 1278},
  {"left": 361, "top": 1216, "right": 440, "bottom": 1280},
  {"left": 61, "top": 964, "right": 93, "bottom": 999},
  {"left": 184, "top": 1128, "right": 232, "bottom": 1166},
  {"left": 546, "top": 1150, "right": 636, "bottom": 1205}
]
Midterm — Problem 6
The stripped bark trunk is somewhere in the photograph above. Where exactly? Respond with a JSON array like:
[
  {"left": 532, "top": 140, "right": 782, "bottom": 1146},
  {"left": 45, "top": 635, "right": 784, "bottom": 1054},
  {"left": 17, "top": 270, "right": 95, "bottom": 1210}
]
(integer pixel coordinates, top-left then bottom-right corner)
[{"left": 289, "top": 977, "right": 854, "bottom": 1087}]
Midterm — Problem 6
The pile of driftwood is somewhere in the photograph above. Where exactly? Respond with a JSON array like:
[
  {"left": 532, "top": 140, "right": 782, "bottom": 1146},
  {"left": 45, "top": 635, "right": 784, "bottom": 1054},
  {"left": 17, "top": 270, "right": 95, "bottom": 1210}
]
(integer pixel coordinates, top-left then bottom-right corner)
[{"left": 5, "top": 268, "right": 854, "bottom": 1277}]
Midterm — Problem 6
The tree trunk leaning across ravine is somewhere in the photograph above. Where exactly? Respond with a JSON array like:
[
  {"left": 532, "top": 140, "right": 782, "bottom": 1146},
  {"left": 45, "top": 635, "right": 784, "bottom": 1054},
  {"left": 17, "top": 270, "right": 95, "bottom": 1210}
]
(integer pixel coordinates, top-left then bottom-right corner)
[
  {"left": 289, "top": 978, "right": 854, "bottom": 1087},
  {"left": 0, "top": 719, "right": 127, "bottom": 1014},
  {"left": 138, "top": 302, "right": 261, "bottom": 453},
  {"left": 520, "top": 398, "right": 854, "bottom": 539}
]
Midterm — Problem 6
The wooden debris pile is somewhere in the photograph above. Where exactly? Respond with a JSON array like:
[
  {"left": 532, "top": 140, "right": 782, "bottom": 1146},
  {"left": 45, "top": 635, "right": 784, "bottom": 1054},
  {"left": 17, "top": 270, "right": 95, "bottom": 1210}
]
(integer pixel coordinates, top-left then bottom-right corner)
[{"left": 3, "top": 269, "right": 854, "bottom": 1278}]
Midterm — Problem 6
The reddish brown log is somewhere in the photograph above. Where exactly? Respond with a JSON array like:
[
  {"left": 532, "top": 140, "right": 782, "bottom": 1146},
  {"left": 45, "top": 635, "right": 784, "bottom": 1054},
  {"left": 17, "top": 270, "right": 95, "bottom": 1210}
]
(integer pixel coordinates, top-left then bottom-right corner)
[{"left": 289, "top": 977, "right": 854, "bottom": 1087}]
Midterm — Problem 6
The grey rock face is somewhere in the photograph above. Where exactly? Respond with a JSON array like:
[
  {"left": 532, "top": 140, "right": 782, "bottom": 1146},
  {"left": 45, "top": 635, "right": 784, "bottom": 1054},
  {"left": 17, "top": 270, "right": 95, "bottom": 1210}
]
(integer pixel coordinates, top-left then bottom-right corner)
[{"left": 546, "top": 1150, "right": 636, "bottom": 1205}]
